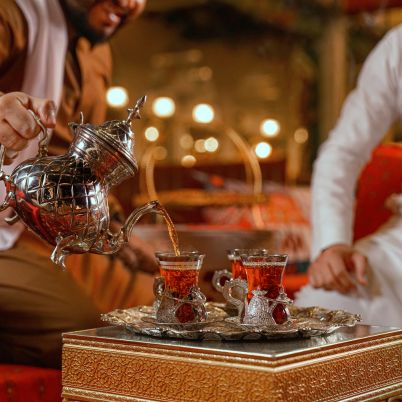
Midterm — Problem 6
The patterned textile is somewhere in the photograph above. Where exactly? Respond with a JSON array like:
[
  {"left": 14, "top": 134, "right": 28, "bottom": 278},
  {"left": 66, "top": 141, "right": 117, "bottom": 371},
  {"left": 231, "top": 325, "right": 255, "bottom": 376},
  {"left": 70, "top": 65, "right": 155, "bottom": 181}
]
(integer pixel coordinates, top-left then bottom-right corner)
[
  {"left": 0, "top": 365, "right": 61, "bottom": 402},
  {"left": 203, "top": 187, "right": 312, "bottom": 265},
  {"left": 353, "top": 144, "right": 402, "bottom": 241}
]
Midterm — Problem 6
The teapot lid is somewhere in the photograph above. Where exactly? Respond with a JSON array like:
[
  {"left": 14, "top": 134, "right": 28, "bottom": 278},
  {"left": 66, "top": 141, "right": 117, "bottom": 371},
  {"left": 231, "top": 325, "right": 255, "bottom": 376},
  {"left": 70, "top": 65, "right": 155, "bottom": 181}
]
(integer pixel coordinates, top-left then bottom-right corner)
[{"left": 71, "top": 96, "right": 146, "bottom": 172}]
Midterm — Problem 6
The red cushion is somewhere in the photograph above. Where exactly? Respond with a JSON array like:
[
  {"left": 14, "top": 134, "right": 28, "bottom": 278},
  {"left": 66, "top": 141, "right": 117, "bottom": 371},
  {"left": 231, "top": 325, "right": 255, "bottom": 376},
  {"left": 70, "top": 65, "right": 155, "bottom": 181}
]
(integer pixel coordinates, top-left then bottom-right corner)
[
  {"left": 0, "top": 365, "right": 61, "bottom": 402},
  {"left": 354, "top": 144, "right": 402, "bottom": 241},
  {"left": 284, "top": 273, "right": 309, "bottom": 299}
]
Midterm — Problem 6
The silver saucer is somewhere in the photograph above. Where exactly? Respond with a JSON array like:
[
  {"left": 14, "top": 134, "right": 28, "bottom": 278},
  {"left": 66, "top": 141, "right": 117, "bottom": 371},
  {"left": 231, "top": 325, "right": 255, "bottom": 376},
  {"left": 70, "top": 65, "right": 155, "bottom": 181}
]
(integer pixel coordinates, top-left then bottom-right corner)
[
  {"left": 224, "top": 316, "right": 300, "bottom": 334},
  {"left": 101, "top": 303, "right": 361, "bottom": 341},
  {"left": 141, "top": 315, "right": 219, "bottom": 331}
]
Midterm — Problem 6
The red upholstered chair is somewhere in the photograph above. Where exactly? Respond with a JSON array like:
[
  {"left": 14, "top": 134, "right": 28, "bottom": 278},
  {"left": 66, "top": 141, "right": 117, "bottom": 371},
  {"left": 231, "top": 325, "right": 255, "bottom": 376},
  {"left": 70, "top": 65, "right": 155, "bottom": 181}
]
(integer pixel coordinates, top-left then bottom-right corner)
[
  {"left": 0, "top": 365, "right": 62, "bottom": 402},
  {"left": 286, "top": 143, "right": 402, "bottom": 298},
  {"left": 353, "top": 143, "right": 402, "bottom": 241}
]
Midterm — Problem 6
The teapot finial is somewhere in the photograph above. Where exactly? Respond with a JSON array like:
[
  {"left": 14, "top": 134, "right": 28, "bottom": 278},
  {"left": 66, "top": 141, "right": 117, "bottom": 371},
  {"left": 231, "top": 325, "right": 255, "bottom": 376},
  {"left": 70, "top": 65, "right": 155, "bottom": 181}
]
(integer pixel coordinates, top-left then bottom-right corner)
[{"left": 126, "top": 95, "right": 147, "bottom": 124}]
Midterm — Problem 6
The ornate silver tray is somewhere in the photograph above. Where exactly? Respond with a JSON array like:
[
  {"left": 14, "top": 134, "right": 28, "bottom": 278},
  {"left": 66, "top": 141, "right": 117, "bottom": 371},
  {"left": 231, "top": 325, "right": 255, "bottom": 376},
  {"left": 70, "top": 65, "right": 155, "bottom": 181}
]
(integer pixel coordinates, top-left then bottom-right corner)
[{"left": 101, "top": 303, "right": 361, "bottom": 341}]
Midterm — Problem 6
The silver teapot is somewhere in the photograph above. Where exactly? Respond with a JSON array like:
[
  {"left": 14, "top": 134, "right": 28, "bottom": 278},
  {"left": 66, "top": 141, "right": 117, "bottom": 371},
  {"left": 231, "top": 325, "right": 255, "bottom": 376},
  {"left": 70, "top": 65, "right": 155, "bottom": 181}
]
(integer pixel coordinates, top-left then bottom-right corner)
[{"left": 0, "top": 96, "right": 161, "bottom": 268}]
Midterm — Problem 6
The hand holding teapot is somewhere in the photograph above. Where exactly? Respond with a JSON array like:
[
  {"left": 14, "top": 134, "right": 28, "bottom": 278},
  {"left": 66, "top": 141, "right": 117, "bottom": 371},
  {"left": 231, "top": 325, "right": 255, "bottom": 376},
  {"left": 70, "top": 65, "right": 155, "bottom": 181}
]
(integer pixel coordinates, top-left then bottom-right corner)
[{"left": 0, "top": 95, "right": 162, "bottom": 268}]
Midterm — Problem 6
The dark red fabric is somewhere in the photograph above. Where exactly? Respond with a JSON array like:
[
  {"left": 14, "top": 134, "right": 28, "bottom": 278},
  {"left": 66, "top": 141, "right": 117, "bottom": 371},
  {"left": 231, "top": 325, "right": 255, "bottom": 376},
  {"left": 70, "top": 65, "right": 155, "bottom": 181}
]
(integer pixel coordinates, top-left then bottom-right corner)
[
  {"left": 344, "top": 0, "right": 402, "bottom": 14},
  {"left": 0, "top": 365, "right": 61, "bottom": 402},
  {"left": 284, "top": 273, "right": 309, "bottom": 299},
  {"left": 353, "top": 144, "right": 402, "bottom": 241}
]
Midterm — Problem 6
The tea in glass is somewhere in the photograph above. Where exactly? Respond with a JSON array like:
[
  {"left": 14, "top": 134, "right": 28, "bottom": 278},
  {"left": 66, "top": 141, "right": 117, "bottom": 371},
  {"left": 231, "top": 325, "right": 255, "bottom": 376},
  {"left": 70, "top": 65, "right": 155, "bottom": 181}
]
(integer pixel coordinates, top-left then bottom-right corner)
[
  {"left": 213, "top": 248, "right": 268, "bottom": 293},
  {"left": 241, "top": 254, "right": 290, "bottom": 324},
  {"left": 154, "top": 251, "right": 206, "bottom": 324},
  {"left": 228, "top": 249, "right": 269, "bottom": 280},
  {"left": 227, "top": 249, "right": 246, "bottom": 280}
]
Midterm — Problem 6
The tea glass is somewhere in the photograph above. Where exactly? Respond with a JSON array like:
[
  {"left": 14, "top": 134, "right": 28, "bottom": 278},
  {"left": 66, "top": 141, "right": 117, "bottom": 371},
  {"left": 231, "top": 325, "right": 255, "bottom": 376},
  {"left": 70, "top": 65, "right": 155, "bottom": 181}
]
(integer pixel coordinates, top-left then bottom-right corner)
[
  {"left": 223, "top": 253, "right": 292, "bottom": 326},
  {"left": 154, "top": 251, "right": 207, "bottom": 324},
  {"left": 212, "top": 248, "right": 267, "bottom": 293}
]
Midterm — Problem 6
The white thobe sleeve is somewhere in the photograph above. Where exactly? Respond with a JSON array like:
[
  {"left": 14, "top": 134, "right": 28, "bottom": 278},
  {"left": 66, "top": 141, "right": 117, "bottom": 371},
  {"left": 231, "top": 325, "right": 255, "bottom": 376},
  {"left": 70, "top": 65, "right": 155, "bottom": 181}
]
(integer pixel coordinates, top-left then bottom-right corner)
[{"left": 311, "top": 26, "right": 402, "bottom": 259}]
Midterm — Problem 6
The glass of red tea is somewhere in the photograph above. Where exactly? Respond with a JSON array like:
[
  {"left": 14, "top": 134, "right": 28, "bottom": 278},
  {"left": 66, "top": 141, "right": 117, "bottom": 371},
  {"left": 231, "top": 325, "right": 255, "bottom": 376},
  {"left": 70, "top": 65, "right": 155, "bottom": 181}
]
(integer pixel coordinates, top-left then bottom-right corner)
[
  {"left": 213, "top": 249, "right": 268, "bottom": 293},
  {"left": 154, "top": 251, "right": 207, "bottom": 324},
  {"left": 224, "top": 253, "right": 292, "bottom": 326}
]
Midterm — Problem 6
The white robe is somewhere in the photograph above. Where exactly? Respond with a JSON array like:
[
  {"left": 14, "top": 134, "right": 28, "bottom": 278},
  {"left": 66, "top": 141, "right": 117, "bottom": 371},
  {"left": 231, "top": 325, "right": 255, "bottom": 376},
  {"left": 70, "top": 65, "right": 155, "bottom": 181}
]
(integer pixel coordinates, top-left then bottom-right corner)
[
  {"left": 296, "top": 24, "right": 402, "bottom": 327},
  {"left": 0, "top": 0, "right": 67, "bottom": 250}
]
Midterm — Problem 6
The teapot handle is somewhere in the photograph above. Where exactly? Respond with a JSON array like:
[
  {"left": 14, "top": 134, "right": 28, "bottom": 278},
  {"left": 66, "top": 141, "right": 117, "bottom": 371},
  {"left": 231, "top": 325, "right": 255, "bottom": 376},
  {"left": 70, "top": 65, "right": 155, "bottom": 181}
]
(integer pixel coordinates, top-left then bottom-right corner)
[
  {"left": 0, "top": 144, "right": 12, "bottom": 212},
  {"left": 0, "top": 143, "right": 5, "bottom": 171},
  {"left": 28, "top": 110, "right": 50, "bottom": 158},
  {"left": 0, "top": 111, "right": 49, "bottom": 168}
]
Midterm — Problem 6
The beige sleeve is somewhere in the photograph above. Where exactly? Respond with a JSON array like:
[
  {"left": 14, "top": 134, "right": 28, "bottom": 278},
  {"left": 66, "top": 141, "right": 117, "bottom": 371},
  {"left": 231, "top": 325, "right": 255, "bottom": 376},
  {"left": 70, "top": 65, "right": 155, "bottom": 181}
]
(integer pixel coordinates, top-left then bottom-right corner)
[{"left": 0, "top": 1, "right": 27, "bottom": 71}]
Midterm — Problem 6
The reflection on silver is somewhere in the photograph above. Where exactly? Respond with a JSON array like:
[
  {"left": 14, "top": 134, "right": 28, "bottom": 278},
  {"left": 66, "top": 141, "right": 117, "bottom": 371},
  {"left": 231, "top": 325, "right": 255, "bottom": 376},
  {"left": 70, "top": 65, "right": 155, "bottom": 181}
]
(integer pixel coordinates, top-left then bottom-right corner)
[
  {"left": 223, "top": 278, "right": 293, "bottom": 326},
  {"left": 101, "top": 303, "right": 361, "bottom": 341},
  {"left": 0, "top": 96, "right": 162, "bottom": 268},
  {"left": 141, "top": 315, "right": 221, "bottom": 331},
  {"left": 155, "top": 282, "right": 207, "bottom": 325},
  {"left": 212, "top": 269, "right": 232, "bottom": 293}
]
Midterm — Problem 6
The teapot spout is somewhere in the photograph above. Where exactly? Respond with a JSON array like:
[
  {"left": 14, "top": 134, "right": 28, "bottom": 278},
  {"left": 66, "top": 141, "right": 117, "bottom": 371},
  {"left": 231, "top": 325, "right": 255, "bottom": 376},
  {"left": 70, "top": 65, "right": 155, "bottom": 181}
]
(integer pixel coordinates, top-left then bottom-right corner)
[
  {"left": 121, "top": 199, "right": 162, "bottom": 242},
  {"left": 90, "top": 200, "right": 162, "bottom": 255}
]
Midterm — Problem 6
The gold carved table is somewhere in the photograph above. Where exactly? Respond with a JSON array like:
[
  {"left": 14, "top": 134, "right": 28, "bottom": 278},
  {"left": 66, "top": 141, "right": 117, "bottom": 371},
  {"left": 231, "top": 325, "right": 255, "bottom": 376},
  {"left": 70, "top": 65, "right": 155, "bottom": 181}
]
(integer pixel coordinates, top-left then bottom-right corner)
[{"left": 62, "top": 325, "right": 402, "bottom": 402}]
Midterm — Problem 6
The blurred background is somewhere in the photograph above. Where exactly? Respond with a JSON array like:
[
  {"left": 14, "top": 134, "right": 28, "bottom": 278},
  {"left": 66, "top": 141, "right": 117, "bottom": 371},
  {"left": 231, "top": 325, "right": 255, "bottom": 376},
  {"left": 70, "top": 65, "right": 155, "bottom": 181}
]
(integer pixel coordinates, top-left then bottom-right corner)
[
  {"left": 108, "top": 0, "right": 402, "bottom": 226},
  {"left": 104, "top": 0, "right": 402, "bottom": 299}
]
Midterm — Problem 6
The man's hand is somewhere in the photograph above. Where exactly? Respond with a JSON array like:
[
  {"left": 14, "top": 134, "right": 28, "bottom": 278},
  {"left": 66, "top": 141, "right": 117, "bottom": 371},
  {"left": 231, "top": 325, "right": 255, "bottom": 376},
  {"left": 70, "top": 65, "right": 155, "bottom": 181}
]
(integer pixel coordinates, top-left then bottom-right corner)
[
  {"left": 117, "top": 0, "right": 146, "bottom": 19},
  {"left": 119, "top": 234, "right": 159, "bottom": 275},
  {"left": 110, "top": 221, "right": 158, "bottom": 275},
  {"left": 308, "top": 244, "right": 368, "bottom": 293},
  {"left": 99, "top": 0, "right": 146, "bottom": 19},
  {"left": 0, "top": 92, "right": 56, "bottom": 158}
]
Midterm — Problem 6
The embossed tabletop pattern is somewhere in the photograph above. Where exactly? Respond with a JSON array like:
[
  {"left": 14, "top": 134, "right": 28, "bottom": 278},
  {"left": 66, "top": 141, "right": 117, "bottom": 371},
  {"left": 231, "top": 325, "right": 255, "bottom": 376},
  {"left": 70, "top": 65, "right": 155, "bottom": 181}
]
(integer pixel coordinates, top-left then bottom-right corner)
[{"left": 62, "top": 325, "right": 402, "bottom": 402}]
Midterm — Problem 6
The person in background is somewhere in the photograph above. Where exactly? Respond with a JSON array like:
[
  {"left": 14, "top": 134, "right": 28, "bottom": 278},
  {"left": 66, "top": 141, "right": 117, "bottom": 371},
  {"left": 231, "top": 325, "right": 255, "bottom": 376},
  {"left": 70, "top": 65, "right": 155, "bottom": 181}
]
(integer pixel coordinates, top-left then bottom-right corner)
[
  {"left": 295, "top": 24, "right": 402, "bottom": 327},
  {"left": 0, "top": 0, "right": 158, "bottom": 368}
]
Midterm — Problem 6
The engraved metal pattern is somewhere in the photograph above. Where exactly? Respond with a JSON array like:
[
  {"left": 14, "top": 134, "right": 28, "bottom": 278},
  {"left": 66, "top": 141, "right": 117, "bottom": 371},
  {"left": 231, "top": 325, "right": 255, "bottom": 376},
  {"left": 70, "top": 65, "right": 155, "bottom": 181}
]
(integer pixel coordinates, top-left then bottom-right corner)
[
  {"left": 101, "top": 303, "right": 361, "bottom": 341},
  {"left": 243, "top": 290, "right": 276, "bottom": 325},
  {"left": 222, "top": 253, "right": 293, "bottom": 326},
  {"left": 10, "top": 155, "right": 109, "bottom": 247},
  {"left": 0, "top": 96, "right": 162, "bottom": 268},
  {"left": 212, "top": 269, "right": 232, "bottom": 292},
  {"left": 154, "top": 286, "right": 208, "bottom": 325},
  {"left": 63, "top": 330, "right": 402, "bottom": 368},
  {"left": 62, "top": 330, "right": 402, "bottom": 402}
]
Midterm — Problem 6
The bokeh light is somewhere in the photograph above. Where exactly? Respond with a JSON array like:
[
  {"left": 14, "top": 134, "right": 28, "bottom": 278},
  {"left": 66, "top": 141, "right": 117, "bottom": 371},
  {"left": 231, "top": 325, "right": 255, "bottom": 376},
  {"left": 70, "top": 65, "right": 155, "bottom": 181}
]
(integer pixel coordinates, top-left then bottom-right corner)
[
  {"left": 194, "top": 139, "right": 206, "bottom": 153},
  {"left": 294, "top": 127, "right": 309, "bottom": 144},
  {"left": 181, "top": 155, "right": 197, "bottom": 167},
  {"left": 255, "top": 142, "right": 272, "bottom": 159},
  {"left": 144, "top": 127, "right": 159, "bottom": 142},
  {"left": 152, "top": 97, "right": 175, "bottom": 118},
  {"left": 192, "top": 104, "right": 214, "bottom": 124},
  {"left": 204, "top": 137, "right": 219, "bottom": 152},
  {"left": 260, "top": 119, "right": 280, "bottom": 137},
  {"left": 179, "top": 134, "right": 194, "bottom": 150},
  {"left": 106, "top": 86, "right": 129, "bottom": 108}
]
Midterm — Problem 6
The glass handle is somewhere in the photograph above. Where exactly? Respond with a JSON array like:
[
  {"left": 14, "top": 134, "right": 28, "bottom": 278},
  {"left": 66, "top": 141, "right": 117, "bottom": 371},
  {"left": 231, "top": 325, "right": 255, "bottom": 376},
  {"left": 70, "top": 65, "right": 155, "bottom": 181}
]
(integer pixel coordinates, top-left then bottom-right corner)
[
  {"left": 212, "top": 269, "right": 232, "bottom": 293},
  {"left": 153, "top": 276, "right": 165, "bottom": 298},
  {"left": 152, "top": 276, "right": 165, "bottom": 313},
  {"left": 223, "top": 278, "right": 248, "bottom": 320}
]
